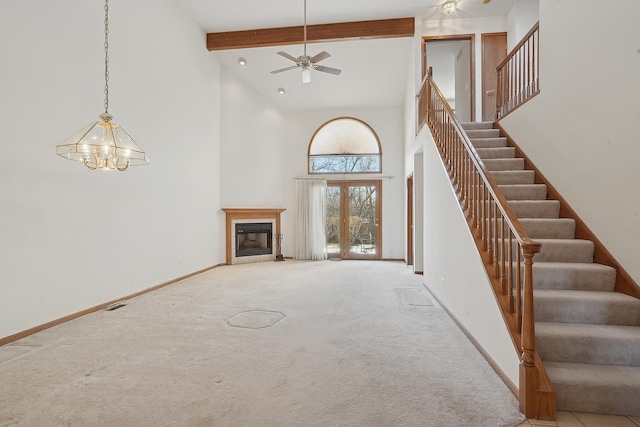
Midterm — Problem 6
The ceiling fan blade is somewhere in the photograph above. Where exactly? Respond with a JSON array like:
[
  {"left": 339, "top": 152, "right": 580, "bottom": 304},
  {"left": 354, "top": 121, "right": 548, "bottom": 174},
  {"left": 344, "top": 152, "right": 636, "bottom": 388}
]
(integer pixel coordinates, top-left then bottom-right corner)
[
  {"left": 314, "top": 65, "right": 342, "bottom": 76},
  {"left": 277, "top": 51, "right": 299, "bottom": 63},
  {"left": 310, "top": 51, "right": 331, "bottom": 63},
  {"left": 270, "top": 66, "right": 298, "bottom": 74}
]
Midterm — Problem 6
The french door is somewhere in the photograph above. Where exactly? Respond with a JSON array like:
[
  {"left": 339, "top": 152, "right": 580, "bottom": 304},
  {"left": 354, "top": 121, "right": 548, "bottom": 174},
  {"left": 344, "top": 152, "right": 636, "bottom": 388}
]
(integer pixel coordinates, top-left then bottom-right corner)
[{"left": 326, "top": 180, "right": 381, "bottom": 260}]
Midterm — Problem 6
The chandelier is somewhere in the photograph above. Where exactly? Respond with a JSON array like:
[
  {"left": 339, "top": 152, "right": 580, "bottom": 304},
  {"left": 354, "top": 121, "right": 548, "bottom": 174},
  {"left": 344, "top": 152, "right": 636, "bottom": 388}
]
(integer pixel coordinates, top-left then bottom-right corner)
[{"left": 56, "top": 0, "right": 148, "bottom": 171}]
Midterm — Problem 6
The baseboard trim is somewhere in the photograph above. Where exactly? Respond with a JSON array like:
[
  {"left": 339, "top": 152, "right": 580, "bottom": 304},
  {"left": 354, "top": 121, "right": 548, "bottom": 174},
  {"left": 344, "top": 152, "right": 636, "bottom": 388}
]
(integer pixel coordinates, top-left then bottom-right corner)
[
  {"left": 414, "top": 271, "right": 424, "bottom": 275},
  {"left": 423, "top": 284, "right": 519, "bottom": 397},
  {"left": 382, "top": 258, "right": 405, "bottom": 262},
  {"left": 0, "top": 263, "right": 226, "bottom": 346}
]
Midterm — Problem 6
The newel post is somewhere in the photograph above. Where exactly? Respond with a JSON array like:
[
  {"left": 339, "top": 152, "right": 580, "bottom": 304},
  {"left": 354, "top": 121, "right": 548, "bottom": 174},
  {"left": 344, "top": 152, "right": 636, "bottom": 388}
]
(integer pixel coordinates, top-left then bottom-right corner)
[{"left": 519, "top": 241, "right": 541, "bottom": 417}]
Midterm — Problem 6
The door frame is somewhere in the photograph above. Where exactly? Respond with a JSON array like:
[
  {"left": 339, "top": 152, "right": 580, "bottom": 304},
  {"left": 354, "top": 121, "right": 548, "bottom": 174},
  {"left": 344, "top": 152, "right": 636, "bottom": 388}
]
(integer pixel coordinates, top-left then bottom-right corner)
[
  {"left": 327, "top": 180, "right": 382, "bottom": 260},
  {"left": 422, "top": 34, "right": 476, "bottom": 121}
]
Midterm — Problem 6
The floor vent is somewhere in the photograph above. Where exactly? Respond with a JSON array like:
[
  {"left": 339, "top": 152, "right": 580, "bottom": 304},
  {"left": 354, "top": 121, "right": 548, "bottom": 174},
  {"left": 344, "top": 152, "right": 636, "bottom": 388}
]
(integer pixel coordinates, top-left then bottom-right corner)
[{"left": 105, "top": 302, "right": 127, "bottom": 311}]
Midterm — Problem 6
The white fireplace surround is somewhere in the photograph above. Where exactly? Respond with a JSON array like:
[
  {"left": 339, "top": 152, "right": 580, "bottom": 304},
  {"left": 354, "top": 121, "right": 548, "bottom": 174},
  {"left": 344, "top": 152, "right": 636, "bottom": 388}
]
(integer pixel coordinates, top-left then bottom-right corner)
[{"left": 231, "top": 218, "right": 276, "bottom": 265}]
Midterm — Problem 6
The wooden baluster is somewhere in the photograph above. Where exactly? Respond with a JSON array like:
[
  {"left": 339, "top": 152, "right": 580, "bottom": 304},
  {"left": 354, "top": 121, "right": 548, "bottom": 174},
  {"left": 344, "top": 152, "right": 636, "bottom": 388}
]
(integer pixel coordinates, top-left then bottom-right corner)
[
  {"left": 516, "top": 243, "right": 522, "bottom": 333},
  {"left": 475, "top": 171, "right": 482, "bottom": 237},
  {"left": 507, "top": 229, "right": 514, "bottom": 312},
  {"left": 493, "top": 200, "right": 499, "bottom": 278},
  {"left": 500, "top": 213, "right": 507, "bottom": 294}
]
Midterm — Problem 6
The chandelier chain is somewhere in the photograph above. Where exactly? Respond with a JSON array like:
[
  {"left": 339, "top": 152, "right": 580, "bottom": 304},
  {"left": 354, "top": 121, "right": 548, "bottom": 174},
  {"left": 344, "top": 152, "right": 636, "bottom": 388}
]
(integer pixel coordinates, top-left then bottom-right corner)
[{"left": 104, "top": 0, "right": 110, "bottom": 113}]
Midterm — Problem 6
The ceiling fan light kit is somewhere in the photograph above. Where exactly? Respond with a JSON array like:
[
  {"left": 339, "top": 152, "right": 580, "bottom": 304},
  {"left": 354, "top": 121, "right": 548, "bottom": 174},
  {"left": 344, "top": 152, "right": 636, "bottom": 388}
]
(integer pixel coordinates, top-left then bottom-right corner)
[{"left": 270, "top": 0, "right": 341, "bottom": 83}]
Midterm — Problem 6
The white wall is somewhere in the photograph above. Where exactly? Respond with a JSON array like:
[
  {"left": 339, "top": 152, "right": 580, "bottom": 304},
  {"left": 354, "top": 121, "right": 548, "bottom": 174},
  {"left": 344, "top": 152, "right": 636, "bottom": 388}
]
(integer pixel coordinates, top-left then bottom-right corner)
[
  {"left": 284, "top": 107, "right": 406, "bottom": 259},
  {"left": 506, "top": 0, "right": 539, "bottom": 50},
  {"left": 500, "top": 0, "right": 640, "bottom": 283},
  {"left": 220, "top": 67, "right": 287, "bottom": 208},
  {"left": 0, "top": 0, "right": 223, "bottom": 338},
  {"left": 419, "top": 127, "right": 521, "bottom": 386}
]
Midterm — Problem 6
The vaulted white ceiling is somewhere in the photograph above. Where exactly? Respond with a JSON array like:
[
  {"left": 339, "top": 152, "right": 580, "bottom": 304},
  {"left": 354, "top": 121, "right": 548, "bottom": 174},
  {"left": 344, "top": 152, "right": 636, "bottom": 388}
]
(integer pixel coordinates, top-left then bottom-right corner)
[{"left": 178, "top": 0, "right": 519, "bottom": 110}]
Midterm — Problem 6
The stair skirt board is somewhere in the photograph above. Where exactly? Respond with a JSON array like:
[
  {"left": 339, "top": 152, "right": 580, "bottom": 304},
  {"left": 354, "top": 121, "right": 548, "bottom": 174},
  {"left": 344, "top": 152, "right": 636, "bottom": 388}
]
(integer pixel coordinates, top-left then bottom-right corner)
[{"left": 460, "top": 122, "right": 640, "bottom": 417}]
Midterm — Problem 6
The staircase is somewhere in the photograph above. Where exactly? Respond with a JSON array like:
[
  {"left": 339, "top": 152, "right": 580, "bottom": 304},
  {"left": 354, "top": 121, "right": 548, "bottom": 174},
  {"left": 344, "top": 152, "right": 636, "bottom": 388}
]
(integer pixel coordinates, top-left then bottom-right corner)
[{"left": 462, "top": 122, "right": 640, "bottom": 417}]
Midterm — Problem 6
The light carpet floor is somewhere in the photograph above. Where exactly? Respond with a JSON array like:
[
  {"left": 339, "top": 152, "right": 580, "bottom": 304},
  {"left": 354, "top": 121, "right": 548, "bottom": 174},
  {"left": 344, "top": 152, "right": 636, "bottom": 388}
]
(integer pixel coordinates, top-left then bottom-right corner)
[{"left": 0, "top": 260, "right": 525, "bottom": 426}]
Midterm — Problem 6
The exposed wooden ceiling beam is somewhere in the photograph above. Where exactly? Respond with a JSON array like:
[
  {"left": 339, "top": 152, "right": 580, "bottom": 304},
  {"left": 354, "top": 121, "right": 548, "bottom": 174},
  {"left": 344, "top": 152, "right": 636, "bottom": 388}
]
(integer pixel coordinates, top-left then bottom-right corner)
[{"left": 206, "top": 17, "right": 415, "bottom": 51}]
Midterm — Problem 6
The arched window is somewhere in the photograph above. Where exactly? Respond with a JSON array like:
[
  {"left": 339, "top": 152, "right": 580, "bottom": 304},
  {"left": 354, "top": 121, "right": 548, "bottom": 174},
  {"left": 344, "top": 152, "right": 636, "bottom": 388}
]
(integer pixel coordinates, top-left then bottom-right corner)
[{"left": 308, "top": 117, "right": 382, "bottom": 174}]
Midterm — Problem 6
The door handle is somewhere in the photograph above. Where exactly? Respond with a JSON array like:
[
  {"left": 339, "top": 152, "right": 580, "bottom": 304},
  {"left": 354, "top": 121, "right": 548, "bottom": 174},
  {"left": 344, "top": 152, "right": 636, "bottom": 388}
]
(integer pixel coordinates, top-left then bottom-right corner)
[{"left": 486, "top": 90, "right": 495, "bottom": 96}]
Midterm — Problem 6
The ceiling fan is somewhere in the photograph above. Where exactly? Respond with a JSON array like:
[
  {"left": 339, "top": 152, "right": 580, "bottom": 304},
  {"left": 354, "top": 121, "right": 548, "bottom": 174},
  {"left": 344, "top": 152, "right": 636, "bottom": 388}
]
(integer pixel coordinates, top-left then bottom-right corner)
[{"left": 270, "top": 0, "right": 341, "bottom": 83}]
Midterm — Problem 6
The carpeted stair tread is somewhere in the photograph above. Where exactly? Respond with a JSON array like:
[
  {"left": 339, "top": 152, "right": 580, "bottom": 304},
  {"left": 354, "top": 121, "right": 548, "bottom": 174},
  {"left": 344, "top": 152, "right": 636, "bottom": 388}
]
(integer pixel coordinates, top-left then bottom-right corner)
[
  {"left": 491, "top": 170, "right": 536, "bottom": 185},
  {"left": 509, "top": 200, "right": 561, "bottom": 218},
  {"left": 475, "top": 147, "right": 516, "bottom": 159},
  {"left": 536, "top": 322, "right": 640, "bottom": 366},
  {"left": 544, "top": 361, "right": 640, "bottom": 416},
  {"left": 531, "top": 262, "right": 616, "bottom": 291},
  {"left": 483, "top": 158, "right": 525, "bottom": 171},
  {"left": 466, "top": 129, "right": 501, "bottom": 139},
  {"left": 534, "top": 239, "right": 594, "bottom": 263},
  {"left": 534, "top": 289, "right": 640, "bottom": 325},
  {"left": 470, "top": 137, "right": 508, "bottom": 148},
  {"left": 520, "top": 218, "right": 576, "bottom": 239},
  {"left": 498, "top": 184, "right": 547, "bottom": 200},
  {"left": 461, "top": 121, "right": 494, "bottom": 130}
]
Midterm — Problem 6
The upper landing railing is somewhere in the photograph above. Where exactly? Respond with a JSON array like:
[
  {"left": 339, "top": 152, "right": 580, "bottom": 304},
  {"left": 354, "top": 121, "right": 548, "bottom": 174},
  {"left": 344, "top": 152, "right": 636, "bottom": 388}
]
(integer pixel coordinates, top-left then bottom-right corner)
[{"left": 496, "top": 22, "right": 540, "bottom": 119}]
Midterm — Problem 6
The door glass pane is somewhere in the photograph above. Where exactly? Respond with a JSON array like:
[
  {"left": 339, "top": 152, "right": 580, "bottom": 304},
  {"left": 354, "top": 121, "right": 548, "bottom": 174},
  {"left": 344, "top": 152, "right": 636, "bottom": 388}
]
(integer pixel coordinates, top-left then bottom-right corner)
[
  {"left": 348, "top": 185, "right": 377, "bottom": 256},
  {"left": 326, "top": 186, "right": 341, "bottom": 255}
]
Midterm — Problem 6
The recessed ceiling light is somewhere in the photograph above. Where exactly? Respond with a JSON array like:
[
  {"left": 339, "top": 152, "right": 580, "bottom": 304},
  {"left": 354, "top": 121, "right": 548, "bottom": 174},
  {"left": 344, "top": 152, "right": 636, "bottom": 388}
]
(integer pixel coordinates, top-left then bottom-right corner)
[
  {"left": 238, "top": 57, "right": 247, "bottom": 66},
  {"left": 277, "top": 88, "right": 286, "bottom": 95}
]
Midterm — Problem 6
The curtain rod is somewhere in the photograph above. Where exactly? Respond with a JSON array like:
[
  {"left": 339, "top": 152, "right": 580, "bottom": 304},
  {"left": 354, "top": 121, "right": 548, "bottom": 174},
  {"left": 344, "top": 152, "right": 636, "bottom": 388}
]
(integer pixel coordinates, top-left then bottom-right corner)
[{"left": 294, "top": 175, "right": 395, "bottom": 180}]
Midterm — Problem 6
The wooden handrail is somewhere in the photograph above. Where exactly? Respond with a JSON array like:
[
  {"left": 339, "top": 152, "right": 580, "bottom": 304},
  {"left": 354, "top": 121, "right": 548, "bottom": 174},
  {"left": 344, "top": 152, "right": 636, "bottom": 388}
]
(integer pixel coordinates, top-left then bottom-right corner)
[
  {"left": 417, "top": 67, "right": 555, "bottom": 420},
  {"left": 496, "top": 22, "right": 540, "bottom": 119}
]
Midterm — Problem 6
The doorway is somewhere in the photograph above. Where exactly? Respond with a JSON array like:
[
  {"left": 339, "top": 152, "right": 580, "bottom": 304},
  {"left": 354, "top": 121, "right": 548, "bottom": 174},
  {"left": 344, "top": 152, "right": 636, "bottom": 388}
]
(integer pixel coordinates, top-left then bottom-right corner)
[
  {"left": 481, "top": 32, "right": 507, "bottom": 121},
  {"left": 326, "top": 180, "right": 381, "bottom": 260},
  {"left": 423, "top": 35, "right": 475, "bottom": 122}
]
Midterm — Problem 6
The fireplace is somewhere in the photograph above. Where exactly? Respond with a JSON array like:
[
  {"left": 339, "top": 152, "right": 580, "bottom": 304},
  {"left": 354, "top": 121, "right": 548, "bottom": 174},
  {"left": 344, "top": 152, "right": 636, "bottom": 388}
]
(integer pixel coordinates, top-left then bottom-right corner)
[
  {"left": 235, "top": 223, "right": 273, "bottom": 257},
  {"left": 222, "top": 208, "right": 286, "bottom": 265}
]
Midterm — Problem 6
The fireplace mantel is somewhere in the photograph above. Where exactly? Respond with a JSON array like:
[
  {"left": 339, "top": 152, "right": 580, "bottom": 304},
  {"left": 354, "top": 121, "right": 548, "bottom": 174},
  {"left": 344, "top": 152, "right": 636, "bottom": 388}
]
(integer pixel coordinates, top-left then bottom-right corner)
[{"left": 222, "top": 208, "right": 286, "bottom": 265}]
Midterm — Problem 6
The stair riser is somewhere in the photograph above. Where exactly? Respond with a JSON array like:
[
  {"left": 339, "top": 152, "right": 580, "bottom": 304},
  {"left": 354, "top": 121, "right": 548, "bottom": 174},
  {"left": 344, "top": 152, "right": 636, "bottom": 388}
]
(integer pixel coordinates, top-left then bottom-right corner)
[
  {"left": 475, "top": 147, "right": 516, "bottom": 159},
  {"left": 492, "top": 220, "right": 575, "bottom": 240},
  {"left": 483, "top": 158, "right": 525, "bottom": 171},
  {"left": 534, "top": 240, "right": 594, "bottom": 263},
  {"left": 491, "top": 171, "right": 536, "bottom": 185},
  {"left": 537, "top": 334, "right": 640, "bottom": 366},
  {"left": 466, "top": 129, "right": 501, "bottom": 138},
  {"left": 531, "top": 264, "right": 616, "bottom": 292},
  {"left": 509, "top": 201, "right": 561, "bottom": 218},
  {"left": 461, "top": 122, "right": 494, "bottom": 130},
  {"left": 534, "top": 296, "right": 640, "bottom": 326},
  {"left": 470, "top": 139, "right": 508, "bottom": 149},
  {"left": 520, "top": 219, "right": 575, "bottom": 239},
  {"left": 498, "top": 185, "right": 547, "bottom": 200},
  {"left": 551, "top": 378, "right": 640, "bottom": 416}
]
